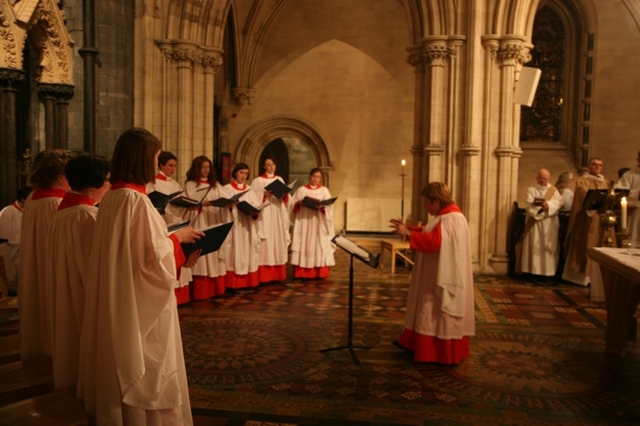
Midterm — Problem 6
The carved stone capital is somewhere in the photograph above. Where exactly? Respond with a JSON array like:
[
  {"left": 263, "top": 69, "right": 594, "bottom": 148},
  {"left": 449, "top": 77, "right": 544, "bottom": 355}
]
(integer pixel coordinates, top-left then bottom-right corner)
[
  {"left": 481, "top": 35, "right": 500, "bottom": 60},
  {"left": 423, "top": 43, "right": 448, "bottom": 67},
  {"left": 0, "top": 67, "right": 26, "bottom": 86},
  {"left": 232, "top": 87, "right": 256, "bottom": 106},
  {"left": 424, "top": 144, "right": 444, "bottom": 155},
  {"left": 496, "top": 35, "right": 528, "bottom": 67},
  {"left": 37, "top": 82, "right": 75, "bottom": 102},
  {"left": 199, "top": 49, "right": 223, "bottom": 74},
  {"left": 406, "top": 44, "right": 427, "bottom": 73}
]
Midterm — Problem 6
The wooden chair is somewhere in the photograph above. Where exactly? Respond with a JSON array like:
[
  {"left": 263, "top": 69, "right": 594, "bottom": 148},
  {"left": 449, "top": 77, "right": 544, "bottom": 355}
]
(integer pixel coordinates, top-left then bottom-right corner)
[{"left": 379, "top": 220, "right": 421, "bottom": 274}]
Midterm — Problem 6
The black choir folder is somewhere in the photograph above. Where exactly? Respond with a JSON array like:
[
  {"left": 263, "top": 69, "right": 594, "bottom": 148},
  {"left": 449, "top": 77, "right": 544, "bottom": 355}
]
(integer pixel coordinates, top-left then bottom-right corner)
[
  {"left": 169, "top": 186, "right": 212, "bottom": 208},
  {"left": 301, "top": 196, "right": 338, "bottom": 210},
  {"left": 265, "top": 178, "right": 298, "bottom": 199},
  {"left": 148, "top": 190, "right": 183, "bottom": 213},
  {"left": 209, "top": 189, "right": 250, "bottom": 207},
  {"left": 236, "top": 200, "right": 271, "bottom": 215},
  {"left": 582, "top": 188, "right": 630, "bottom": 211},
  {"left": 180, "top": 221, "right": 233, "bottom": 258}
]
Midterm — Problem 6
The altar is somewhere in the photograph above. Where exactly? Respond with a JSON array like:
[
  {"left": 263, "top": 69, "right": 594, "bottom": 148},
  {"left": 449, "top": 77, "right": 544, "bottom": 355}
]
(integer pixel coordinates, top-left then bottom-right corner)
[{"left": 587, "top": 247, "right": 640, "bottom": 355}]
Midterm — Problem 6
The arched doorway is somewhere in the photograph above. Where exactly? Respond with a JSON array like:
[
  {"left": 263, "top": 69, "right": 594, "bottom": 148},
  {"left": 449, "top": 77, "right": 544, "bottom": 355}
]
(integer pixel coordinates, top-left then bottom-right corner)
[{"left": 235, "top": 116, "right": 333, "bottom": 188}]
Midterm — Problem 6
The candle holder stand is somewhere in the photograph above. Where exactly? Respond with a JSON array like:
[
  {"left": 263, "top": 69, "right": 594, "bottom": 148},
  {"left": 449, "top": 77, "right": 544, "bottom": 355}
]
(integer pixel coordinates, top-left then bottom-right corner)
[{"left": 600, "top": 211, "right": 617, "bottom": 247}]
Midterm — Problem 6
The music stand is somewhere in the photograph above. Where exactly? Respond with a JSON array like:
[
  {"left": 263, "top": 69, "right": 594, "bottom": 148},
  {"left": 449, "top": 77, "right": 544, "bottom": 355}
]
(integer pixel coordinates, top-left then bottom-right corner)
[{"left": 320, "top": 235, "right": 380, "bottom": 365}]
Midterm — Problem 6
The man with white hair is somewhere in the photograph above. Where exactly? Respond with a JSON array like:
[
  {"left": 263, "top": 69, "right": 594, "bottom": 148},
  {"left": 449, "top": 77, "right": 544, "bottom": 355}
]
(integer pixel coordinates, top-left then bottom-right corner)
[{"left": 517, "top": 169, "right": 564, "bottom": 284}]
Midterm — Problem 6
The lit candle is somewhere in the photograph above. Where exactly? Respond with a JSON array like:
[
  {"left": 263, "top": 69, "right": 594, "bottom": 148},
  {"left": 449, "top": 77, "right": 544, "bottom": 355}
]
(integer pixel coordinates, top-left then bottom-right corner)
[
  {"left": 401, "top": 159, "right": 406, "bottom": 174},
  {"left": 621, "top": 197, "right": 628, "bottom": 231}
]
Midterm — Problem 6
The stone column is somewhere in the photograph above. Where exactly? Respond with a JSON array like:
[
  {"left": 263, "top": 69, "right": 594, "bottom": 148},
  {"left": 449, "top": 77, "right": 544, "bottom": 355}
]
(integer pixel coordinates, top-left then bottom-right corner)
[
  {"left": 200, "top": 48, "right": 223, "bottom": 160},
  {"left": 488, "top": 36, "right": 527, "bottom": 274},
  {"left": 406, "top": 44, "right": 426, "bottom": 221},
  {"left": 0, "top": 68, "right": 25, "bottom": 206},
  {"left": 172, "top": 43, "right": 196, "bottom": 174},
  {"left": 37, "top": 83, "right": 75, "bottom": 149}
]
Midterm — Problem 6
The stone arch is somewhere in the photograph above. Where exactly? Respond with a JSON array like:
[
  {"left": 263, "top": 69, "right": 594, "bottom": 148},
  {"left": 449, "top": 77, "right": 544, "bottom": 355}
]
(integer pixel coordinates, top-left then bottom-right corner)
[{"left": 235, "top": 116, "right": 333, "bottom": 184}]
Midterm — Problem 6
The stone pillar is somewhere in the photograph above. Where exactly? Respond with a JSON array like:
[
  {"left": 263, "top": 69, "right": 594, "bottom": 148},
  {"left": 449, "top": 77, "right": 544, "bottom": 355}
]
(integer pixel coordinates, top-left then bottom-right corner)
[
  {"left": 37, "top": 83, "right": 75, "bottom": 149},
  {"left": 200, "top": 48, "right": 223, "bottom": 160},
  {"left": 0, "top": 68, "right": 25, "bottom": 206},
  {"left": 488, "top": 36, "right": 527, "bottom": 274},
  {"left": 173, "top": 43, "right": 196, "bottom": 174},
  {"left": 406, "top": 45, "right": 426, "bottom": 221}
]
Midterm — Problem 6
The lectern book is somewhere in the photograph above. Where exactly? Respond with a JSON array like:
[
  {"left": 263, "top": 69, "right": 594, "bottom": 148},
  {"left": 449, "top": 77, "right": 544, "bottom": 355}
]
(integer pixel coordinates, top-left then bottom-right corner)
[
  {"left": 332, "top": 234, "right": 380, "bottom": 268},
  {"left": 265, "top": 178, "right": 298, "bottom": 199},
  {"left": 301, "top": 196, "right": 338, "bottom": 210},
  {"left": 181, "top": 221, "right": 234, "bottom": 258},
  {"left": 209, "top": 190, "right": 250, "bottom": 207}
]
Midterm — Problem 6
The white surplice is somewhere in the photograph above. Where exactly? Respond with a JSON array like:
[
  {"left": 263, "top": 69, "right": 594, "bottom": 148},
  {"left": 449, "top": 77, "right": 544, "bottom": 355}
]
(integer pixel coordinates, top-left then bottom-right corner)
[
  {"left": 184, "top": 180, "right": 230, "bottom": 280},
  {"left": 289, "top": 185, "right": 335, "bottom": 269},
  {"left": 0, "top": 201, "right": 23, "bottom": 292},
  {"left": 520, "top": 184, "right": 564, "bottom": 276},
  {"left": 222, "top": 182, "right": 262, "bottom": 279},
  {"left": 49, "top": 199, "right": 97, "bottom": 394},
  {"left": 251, "top": 174, "right": 290, "bottom": 268},
  {"left": 19, "top": 190, "right": 64, "bottom": 359},
  {"left": 77, "top": 187, "right": 192, "bottom": 426}
]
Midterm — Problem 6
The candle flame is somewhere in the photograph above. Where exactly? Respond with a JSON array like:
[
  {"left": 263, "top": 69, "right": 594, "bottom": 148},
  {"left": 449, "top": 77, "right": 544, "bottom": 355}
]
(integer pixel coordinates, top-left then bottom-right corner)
[{"left": 401, "top": 159, "right": 406, "bottom": 166}]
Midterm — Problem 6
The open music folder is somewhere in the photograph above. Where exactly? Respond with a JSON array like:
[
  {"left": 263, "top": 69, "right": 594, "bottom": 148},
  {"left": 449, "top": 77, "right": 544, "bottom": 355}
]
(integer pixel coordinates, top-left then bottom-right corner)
[
  {"left": 332, "top": 234, "right": 380, "bottom": 268},
  {"left": 180, "top": 221, "right": 234, "bottom": 258}
]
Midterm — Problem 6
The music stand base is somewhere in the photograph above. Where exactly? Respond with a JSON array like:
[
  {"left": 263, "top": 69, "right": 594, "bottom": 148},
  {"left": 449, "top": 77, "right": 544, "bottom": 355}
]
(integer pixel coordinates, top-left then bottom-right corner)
[{"left": 320, "top": 343, "right": 370, "bottom": 365}]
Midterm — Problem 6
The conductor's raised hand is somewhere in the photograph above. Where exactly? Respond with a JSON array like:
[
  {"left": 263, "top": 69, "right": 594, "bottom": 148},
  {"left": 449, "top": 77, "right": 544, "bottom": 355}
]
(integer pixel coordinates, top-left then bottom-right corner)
[
  {"left": 389, "top": 218, "right": 409, "bottom": 238},
  {"left": 173, "top": 226, "right": 204, "bottom": 243}
]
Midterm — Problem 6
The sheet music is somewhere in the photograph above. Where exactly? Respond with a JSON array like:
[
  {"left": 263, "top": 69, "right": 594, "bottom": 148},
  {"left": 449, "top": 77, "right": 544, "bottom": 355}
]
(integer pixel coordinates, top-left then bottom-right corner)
[{"left": 333, "top": 235, "right": 370, "bottom": 261}]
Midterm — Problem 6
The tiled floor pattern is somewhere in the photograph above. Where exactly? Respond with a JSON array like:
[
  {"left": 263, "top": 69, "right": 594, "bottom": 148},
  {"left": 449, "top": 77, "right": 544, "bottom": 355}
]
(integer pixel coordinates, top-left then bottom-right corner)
[{"left": 184, "top": 236, "right": 640, "bottom": 425}]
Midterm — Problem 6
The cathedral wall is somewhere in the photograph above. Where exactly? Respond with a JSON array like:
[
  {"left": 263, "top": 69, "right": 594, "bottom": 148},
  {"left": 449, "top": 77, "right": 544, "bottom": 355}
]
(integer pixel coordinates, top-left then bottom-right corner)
[{"left": 228, "top": 0, "right": 414, "bottom": 232}]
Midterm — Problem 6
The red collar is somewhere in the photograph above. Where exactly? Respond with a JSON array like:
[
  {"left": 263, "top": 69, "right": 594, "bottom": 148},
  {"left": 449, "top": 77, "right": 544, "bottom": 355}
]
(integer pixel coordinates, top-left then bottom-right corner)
[
  {"left": 58, "top": 192, "right": 96, "bottom": 211},
  {"left": 111, "top": 182, "right": 147, "bottom": 194},
  {"left": 260, "top": 173, "right": 275, "bottom": 179},
  {"left": 304, "top": 184, "right": 322, "bottom": 190},
  {"left": 231, "top": 181, "right": 246, "bottom": 190},
  {"left": 155, "top": 172, "right": 168, "bottom": 181},
  {"left": 11, "top": 201, "right": 22, "bottom": 212},
  {"left": 32, "top": 187, "right": 67, "bottom": 200},
  {"left": 437, "top": 204, "right": 462, "bottom": 216}
]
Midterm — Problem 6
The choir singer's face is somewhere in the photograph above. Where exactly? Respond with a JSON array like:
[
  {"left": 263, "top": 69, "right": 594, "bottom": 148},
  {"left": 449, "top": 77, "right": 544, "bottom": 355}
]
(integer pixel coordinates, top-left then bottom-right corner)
[
  {"left": 309, "top": 171, "right": 322, "bottom": 186},
  {"left": 264, "top": 159, "right": 276, "bottom": 175},
  {"left": 235, "top": 168, "right": 249, "bottom": 184},
  {"left": 200, "top": 161, "right": 211, "bottom": 179},
  {"left": 160, "top": 159, "right": 177, "bottom": 178}
]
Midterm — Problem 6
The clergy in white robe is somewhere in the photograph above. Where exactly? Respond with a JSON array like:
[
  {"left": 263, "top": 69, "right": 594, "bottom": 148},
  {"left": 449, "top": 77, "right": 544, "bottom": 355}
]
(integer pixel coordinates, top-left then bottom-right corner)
[
  {"left": 19, "top": 149, "right": 75, "bottom": 360},
  {"left": 390, "top": 182, "right": 474, "bottom": 365},
  {"left": 0, "top": 186, "right": 29, "bottom": 294},
  {"left": 251, "top": 158, "right": 290, "bottom": 284},
  {"left": 517, "top": 169, "right": 564, "bottom": 278},
  {"left": 562, "top": 158, "right": 609, "bottom": 286},
  {"left": 290, "top": 168, "right": 335, "bottom": 279},
  {"left": 223, "top": 163, "right": 262, "bottom": 289},
  {"left": 615, "top": 153, "right": 640, "bottom": 242},
  {"left": 148, "top": 151, "right": 192, "bottom": 304},
  {"left": 49, "top": 154, "right": 110, "bottom": 395},
  {"left": 184, "top": 155, "right": 231, "bottom": 299},
  {"left": 77, "top": 127, "right": 197, "bottom": 426}
]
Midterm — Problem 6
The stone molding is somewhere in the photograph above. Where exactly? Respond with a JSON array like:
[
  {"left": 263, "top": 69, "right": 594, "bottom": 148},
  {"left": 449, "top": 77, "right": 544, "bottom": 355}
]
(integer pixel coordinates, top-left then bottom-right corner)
[
  {"left": 156, "top": 39, "right": 224, "bottom": 73},
  {"left": 37, "top": 82, "right": 74, "bottom": 101},
  {"left": 231, "top": 87, "right": 256, "bottom": 106}
]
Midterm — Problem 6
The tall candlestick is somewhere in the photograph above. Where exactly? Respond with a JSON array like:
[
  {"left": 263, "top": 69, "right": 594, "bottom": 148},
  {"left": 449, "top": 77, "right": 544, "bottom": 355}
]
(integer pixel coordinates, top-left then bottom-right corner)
[
  {"left": 621, "top": 196, "right": 628, "bottom": 231},
  {"left": 400, "top": 159, "right": 406, "bottom": 221}
]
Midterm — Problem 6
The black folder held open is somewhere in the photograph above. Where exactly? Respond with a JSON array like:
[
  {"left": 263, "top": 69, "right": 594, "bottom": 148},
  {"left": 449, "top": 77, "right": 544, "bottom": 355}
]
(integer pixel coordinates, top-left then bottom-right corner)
[{"left": 180, "top": 221, "right": 234, "bottom": 258}]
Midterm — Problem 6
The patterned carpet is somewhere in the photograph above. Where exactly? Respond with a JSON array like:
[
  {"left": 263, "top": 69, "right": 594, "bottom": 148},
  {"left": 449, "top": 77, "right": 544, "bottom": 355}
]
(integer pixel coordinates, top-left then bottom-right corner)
[{"left": 183, "top": 236, "right": 640, "bottom": 426}]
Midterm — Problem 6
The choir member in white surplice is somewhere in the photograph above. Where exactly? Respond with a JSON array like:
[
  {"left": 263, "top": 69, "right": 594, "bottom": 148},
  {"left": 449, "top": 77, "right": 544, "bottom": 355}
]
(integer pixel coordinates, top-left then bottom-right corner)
[
  {"left": 49, "top": 154, "right": 110, "bottom": 395},
  {"left": 615, "top": 150, "right": 640, "bottom": 242},
  {"left": 0, "top": 186, "right": 31, "bottom": 295},
  {"left": 389, "top": 182, "right": 475, "bottom": 365},
  {"left": 148, "top": 151, "right": 192, "bottom": 304},
  {"left": 290, "top": 168, "right": 335, "bottom": 279},
  {"left": 562, "top": 158, "right": 609, "bottom": 286},
  {"left": 19, "top": 149, "right": 76, "bottom": 360},
  {"left": 517, "top": 169, "right": 564, "bottom": 280},
  {"left": 77, "top": 128, "right": 201, "bottom": 426},
  {"left": 184, "top": 155, "right": 231, "bottom": 299},
  {"left": 223, "top": 162, "right": 263, "bottom": 289},
  {"left": 251, "top": 157, "right": 290, "bottom": 284}
]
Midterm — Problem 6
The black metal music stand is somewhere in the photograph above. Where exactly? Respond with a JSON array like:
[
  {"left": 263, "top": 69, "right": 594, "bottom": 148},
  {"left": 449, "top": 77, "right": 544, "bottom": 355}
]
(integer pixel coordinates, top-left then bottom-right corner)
[{"left": 320, "top": 235, "right": 380, "bottom": 365}]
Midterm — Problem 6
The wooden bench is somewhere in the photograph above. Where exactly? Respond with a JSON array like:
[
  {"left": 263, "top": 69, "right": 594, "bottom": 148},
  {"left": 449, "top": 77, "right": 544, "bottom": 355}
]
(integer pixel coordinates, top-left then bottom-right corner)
[
  {"left": 379, "top": 220, "right": 421, "bottom": 274},
  {"left": 0, "top": 356, "right": 53, "bottom": 406},
  {"left": 0, "top": 334, "right": 20, "bottom": 364},
  {"left": 0, "top": 389, "right": 88, "bottom": 426}
]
